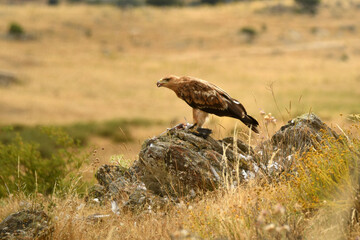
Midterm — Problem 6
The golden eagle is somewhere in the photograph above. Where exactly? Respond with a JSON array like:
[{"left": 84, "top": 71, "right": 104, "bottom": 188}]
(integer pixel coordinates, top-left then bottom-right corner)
[{"left": 157, "top": 75, "right": 259, "bottom": 133}]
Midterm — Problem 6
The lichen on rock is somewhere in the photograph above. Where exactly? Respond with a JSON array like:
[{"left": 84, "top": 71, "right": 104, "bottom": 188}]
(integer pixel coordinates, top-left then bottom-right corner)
[
  {"left": 134, "top": 127, "right": 255, "bottom": 197},
  {"left": 0, "top": 210, "right": 53, "bottom": 240}
]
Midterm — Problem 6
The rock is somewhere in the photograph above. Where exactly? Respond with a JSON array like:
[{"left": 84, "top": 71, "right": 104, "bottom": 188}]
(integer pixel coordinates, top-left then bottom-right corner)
[
  {"left": 93, "top": 164, "right": 170, "bottom": 212},
  {"left": 0, "top": 71, "right": 18, "bottom": 87},
  {"left": 123, "top": 184, "right": 169, "bottom": 213},
  {"left": 170, "top": 228, "right": 203, "bottom": 240},
  {"left": 257, "top": 113, "right": 339, "bottom": 177},
  {"left": 134, "top": 128, "right": 255, "bottom": 197},
  {"left": 85, "top": 214, "right": 110, "bottom": 224},
  {"left": 0, "top": 210, "right": 52, "bottom": 240},
  {"left": 91, "top": 128, "right": 257, "bottom": 211},
  {"left": 94, "top": 164, "right": 139, "bottom": 200},
  {"left": 86, "top": 184, "right": 106, "bottom": 203},
  {"left": 271, "top": 113, "right": 338, "bottom": 156}
]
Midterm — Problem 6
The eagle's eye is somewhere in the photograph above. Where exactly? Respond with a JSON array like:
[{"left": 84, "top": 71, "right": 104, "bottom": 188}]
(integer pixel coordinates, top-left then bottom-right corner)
[{"left": 163, "top": 78, "right": 171, "bottom": 82}]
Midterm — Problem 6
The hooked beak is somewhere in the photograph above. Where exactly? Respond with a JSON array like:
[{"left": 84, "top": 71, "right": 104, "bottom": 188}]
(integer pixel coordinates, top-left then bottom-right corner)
[{"left": 156, "top": 81, "right": 163, "bottom": 87}]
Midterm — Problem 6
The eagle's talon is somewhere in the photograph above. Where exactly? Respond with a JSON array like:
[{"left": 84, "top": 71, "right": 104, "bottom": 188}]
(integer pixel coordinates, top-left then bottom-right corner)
[
  {"left": 191, "top": 127, "right": 212, "bottom": 138},
  {"left": 174, "top": 123, "right": 186, "bottom": 129},
  {"left": 185, "top": 123, "right": 197, "bottom": 130}
]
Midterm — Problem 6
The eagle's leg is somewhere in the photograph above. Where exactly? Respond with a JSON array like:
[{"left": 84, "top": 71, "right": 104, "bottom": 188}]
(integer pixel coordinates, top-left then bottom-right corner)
[
  {"left": 192, "top": 109, "right": 208, "bottom": 128},
  {"left": 188, "top": 109, "right": 212, "bottom": 138}
]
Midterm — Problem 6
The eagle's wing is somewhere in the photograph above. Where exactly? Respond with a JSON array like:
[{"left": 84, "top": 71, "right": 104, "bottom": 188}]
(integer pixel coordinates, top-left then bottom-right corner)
[
  {"left": 176, "top": 79, "right": 246, "bottom": 118},
  {"left": 175, "top": 78, "right": 259, "bottom": 133}
]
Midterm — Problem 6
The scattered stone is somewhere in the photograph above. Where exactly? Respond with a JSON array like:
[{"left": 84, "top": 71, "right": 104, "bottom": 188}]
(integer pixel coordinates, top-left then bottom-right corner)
[
  {"left": 85, "top": 214, "right": 110, "bottom": 224},
  {"left": 0, "top": 71, "right": 18, "bottom": 87},
  {"left": 0, "top": 210, "right": 52, "bottom": 240},
  {"left": 86, "top": 184, "right": 106, "bottom": 203},
  {"left": 94, "top": 165, "right": 139, "bottom": 200},
  {"left": 170, "top": 228, "right": 203, "bottom": 240},
  {"left": 92, "top": 164, "right": 170, "bottom": 212},
  {"left": 123, "top": 185, "right": 169, "bottom": 213}
]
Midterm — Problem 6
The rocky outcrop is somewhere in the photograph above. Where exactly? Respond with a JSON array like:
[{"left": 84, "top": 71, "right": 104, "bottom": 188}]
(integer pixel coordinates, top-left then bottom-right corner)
[
  {"left": 258, "top": 113, "right": 340, "bottom": 176},
  {"left": 271, "top": 113, "right": 338, "bottom": 156},
  {"left": 134, "top": 128, "right": 255, "bottom": 197},
  {"left": 89, "top": 127, "right": 257, "bottom": 210},
  {"left": 90, "top": 113, "right": 339, "bottom": 211},
  {"left": 0, "top": 210, "right": 52, "bottom": 240}
]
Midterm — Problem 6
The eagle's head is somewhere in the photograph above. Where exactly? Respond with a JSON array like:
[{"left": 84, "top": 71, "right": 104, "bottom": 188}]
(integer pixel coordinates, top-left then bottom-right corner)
[{"left": 157, "top": 75, "right": 179, "bottom": 88}]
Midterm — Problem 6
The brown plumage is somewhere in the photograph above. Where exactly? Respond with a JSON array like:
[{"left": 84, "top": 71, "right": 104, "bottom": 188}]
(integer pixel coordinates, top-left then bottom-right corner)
[{"left": 157, "top": 75, "right": 259, "bottom": 133}]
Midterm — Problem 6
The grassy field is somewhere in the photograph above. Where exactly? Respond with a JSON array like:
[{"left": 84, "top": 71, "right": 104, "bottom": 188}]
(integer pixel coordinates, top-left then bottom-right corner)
[{"left": 0, "top": 0, "right": 359, "bottom": 128}]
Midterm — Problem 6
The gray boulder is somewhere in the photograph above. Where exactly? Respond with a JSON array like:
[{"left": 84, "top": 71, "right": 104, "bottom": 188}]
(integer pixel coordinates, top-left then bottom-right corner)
[
  {"left": 93, "top": 164, "right": 169, "bottom": 212},
  {"left": 271, "top": 113, "right": 338, "bottom": 156},
  {"left": 91, "top": 127, "right": 257, "bottom": 210},
  {"left": 134, "top": 128, "right": 255, "bottom": 197},
  {"left": 258, "top": 113, "right": 340, "bottom": 176},
  {"left": 0, "top": 210, "right": 52, "bottom": 240}
]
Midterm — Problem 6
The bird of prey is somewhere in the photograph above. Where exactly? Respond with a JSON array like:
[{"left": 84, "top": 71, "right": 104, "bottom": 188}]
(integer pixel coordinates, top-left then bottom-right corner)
[{"left": 157, "top": 75, "right": 259, "bottom": 133}]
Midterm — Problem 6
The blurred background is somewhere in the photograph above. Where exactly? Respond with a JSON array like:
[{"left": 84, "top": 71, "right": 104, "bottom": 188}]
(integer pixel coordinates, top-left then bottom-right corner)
[{"left": 0, "top": 0, "right": 359, "bottom": 187}]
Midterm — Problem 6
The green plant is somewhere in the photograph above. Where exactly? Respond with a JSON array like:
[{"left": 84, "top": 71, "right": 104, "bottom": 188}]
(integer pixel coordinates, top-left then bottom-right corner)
[
  {"left": 8, "top": 22, "right": 24, "bottom": 37},
  {"left": 146, "top": 0, "right": 179, "bottom": 6},
  {"left": 48, "top": 0, "right": 59, "bottom": 5},
  {"left": 200, "top": 0, "right": 221, "bottom": 5},
  {"left": 116, "top": 0, "right": 145, "bottom": 7},
  {"left": 110, "top": 154, "right": 132, "bottom": 168},
  {"left": 289, "top": 132, "right": 359, "bottom": 209},
  {"left": 294, "top": 0, "right": 321, "bottom": 14},
  {"left": 239, "top": 26, "right": 258, "bottom": 42},
  {"left": 0, "top": 127, "right": 87, "bottom": 198}
]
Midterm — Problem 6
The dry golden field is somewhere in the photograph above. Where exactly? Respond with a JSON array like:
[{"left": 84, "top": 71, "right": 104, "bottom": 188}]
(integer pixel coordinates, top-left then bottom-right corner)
[
  {"left": 1, "top": 0, "right": 360, "bottom": 169},
  {"left": 0, "top": 0, "right": 359, "bottom": 129}
]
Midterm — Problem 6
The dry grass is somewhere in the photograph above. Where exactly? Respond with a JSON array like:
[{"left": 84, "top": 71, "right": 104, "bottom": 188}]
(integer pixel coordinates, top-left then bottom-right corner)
[
  {"left": 0, "top": 121, "right": 359, "bottom": 239},
  {"left": 0, "top": 0, "right": 359, "bottom": 130}
]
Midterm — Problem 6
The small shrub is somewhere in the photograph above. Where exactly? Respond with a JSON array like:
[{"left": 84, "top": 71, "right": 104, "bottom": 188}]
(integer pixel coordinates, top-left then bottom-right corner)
[
  {"left": 117, "top": 0, "right": 145, "bottom": 7},
  {"left": 84, "top": 28, "right": 92, "bottom": 38},
  {"left": 146, "top": 0, "right": 179, "bottom": 6},
  {"left": 261, "top": 23, "right": 267, "bottom": 32},
  {"left": 289, "top": 133, "right": 359, "bottom": 209},
  {"left": 240, "top": 27, "right": 256, "bottom": 36},
  {"left": 294, "top": 0, "right": 321, "bottom": 14},
  {"left": 8, "top": 22, "right": 24, "bottom": 37},
  {"left": 239, "top": 26, "right": 258, "bottom": 42},
  {"left": 340, "top": 53, "right": 349, "bottom": 62},
  {"left": 0, "top": 127, "right": 87, "bottom": 198},
  {"left": 200, "top": 0, "right": 221, "bottom": 5},
  {"left": 48, "top": 0, "right": 59, "bottom": 5}
]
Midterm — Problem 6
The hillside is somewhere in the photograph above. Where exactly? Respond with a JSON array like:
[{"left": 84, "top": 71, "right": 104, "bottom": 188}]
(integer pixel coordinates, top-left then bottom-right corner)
[{"left": 0, "top": 0, "right": 359, "bottom": 129}]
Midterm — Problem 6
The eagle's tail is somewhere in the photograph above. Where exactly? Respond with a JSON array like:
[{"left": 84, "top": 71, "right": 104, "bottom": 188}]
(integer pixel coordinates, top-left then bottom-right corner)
[{"left": 240, "top": 114, "right": 259, "bottom": 133}]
